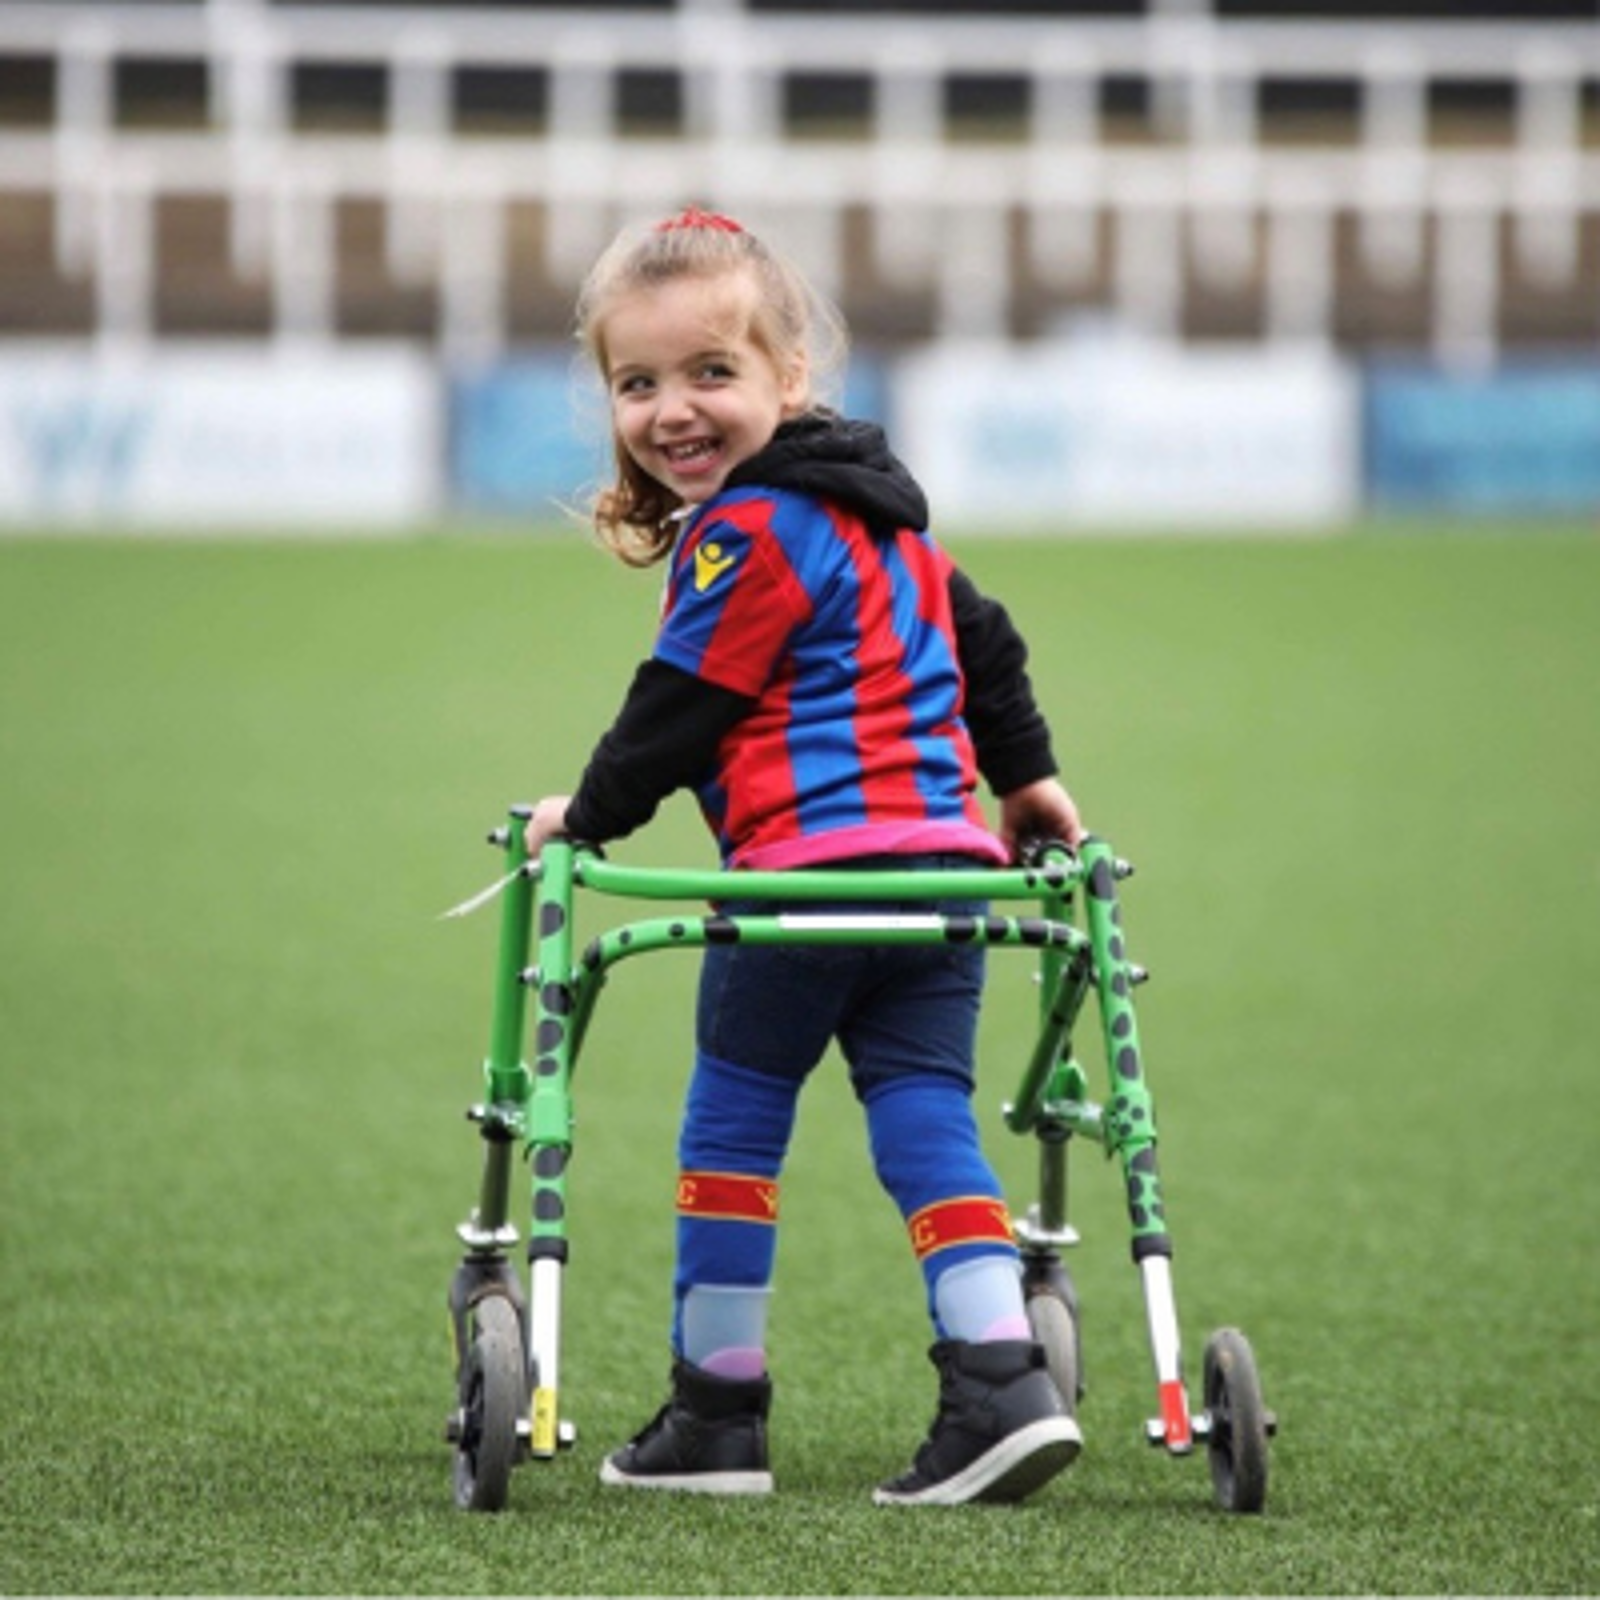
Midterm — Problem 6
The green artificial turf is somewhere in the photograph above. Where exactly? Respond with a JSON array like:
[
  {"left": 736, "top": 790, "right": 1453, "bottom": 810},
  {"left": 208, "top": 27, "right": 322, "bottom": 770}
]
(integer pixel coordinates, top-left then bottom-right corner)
[{"left": 1, "top": 526, "right": 1597, "bottom": 1594}]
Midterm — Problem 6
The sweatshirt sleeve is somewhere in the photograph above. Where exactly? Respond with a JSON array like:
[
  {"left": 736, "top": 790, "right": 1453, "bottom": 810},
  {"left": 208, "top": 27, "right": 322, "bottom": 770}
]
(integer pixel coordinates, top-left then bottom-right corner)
[
  {"left": 562, "top": 658, "right": 755, "bottom": 845},
  {"left": 948, "top": 566, "right": 1059, "bottom": 797}
]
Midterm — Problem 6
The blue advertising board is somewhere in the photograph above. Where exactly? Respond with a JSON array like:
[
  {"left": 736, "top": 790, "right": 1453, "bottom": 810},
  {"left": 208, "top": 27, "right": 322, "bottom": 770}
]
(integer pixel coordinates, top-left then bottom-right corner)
[
  {"left": 449, "top": 354, "right": 603, "bottom": 518},
  {"left": 450, "top": 349, "right": 891, "bottom": 519},
  {"left": 1365, "top": 361, "right": 1600, "bottom": 516}
]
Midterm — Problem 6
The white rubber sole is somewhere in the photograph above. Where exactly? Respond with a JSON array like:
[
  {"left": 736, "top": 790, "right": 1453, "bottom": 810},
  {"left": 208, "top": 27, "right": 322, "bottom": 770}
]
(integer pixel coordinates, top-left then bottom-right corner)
[
  {"left": 598, "top": 1459, "right": 774, "bottom": 1495},
  {"left": 872, "top": 1417, "right": 1083, "bottom": 1507}
]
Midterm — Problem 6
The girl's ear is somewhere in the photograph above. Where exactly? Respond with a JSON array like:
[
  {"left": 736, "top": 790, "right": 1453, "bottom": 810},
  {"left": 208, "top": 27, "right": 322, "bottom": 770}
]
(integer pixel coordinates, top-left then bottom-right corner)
[{"left": 780, "top": 351, "right": 811, "bottom": 417}]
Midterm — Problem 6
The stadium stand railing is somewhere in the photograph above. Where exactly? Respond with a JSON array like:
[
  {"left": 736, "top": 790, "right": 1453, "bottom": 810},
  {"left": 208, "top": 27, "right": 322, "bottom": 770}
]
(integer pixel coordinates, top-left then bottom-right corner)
[{"left": 0, "top": 0, "right": 1596, "bottom": 361}]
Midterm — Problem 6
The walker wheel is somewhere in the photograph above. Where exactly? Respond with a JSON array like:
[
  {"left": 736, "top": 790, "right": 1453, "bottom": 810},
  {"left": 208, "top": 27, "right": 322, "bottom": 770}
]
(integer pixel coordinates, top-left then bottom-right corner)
[
  {"left": 1023, "top": 1264, "right": 1083, "bottom": 1414},
  {"left": 451, "top": 1293, "right": 524, "bottom": 1512},
  {"left": 1201, "top": 1326, "right": 1270, "bottom": 1514}
]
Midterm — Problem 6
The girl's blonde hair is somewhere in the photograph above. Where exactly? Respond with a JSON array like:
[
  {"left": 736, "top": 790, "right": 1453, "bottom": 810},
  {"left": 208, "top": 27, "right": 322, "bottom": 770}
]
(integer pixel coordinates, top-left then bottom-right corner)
[{"left": 576, "top": 208, "right": 849, "bottom": 566}]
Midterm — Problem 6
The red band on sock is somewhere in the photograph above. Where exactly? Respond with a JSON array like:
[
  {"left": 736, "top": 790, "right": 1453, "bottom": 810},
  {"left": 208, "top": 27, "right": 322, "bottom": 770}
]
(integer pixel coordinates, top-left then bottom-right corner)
[
  {"left": 906, "top": 1196, "right": 1016, "bottom": 1262},
  {"left": 676, "top": 1170, "right": 780, "bottom": 1224}
]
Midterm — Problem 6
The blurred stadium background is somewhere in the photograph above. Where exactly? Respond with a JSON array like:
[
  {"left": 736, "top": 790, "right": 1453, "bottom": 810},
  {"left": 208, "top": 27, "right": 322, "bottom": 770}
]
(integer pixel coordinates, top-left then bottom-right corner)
[{"left": 0, "top": 0, "right": 1596, "bottom": 531}]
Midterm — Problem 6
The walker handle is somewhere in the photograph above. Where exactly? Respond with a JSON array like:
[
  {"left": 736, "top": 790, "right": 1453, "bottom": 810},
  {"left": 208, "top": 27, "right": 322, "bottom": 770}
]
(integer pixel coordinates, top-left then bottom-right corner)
[{"left": 1017, "top": 836, "right": 1077, "bottom": 869}]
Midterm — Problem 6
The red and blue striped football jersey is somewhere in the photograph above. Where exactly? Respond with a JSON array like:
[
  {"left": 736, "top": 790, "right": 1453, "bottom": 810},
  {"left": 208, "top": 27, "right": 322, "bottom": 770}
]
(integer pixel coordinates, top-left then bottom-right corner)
[{"left": 654, "top": 486, "right": 1007, "bottom": 870}]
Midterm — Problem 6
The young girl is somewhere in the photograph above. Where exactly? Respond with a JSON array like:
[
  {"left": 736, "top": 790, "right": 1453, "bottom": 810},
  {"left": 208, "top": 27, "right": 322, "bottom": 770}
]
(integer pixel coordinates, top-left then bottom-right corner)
[{"left": 522, "top": 207, "right": 1086, "bottom": 1506}]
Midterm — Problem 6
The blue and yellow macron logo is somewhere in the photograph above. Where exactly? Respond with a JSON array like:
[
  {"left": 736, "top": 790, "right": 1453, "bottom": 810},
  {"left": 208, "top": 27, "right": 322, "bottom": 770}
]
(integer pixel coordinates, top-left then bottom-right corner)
[{"left": 693, "top": 540, "right": 737, "bottom": 593}]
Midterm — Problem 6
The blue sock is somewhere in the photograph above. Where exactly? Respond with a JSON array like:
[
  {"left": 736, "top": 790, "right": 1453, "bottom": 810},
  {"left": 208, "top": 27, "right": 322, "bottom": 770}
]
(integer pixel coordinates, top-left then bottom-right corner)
[
  {"left": 672, "top": 1052, "right": 799, "bottom": 1356},
  {"left": 864, "top": 1076, "right": 1022, "bottom": 1336}
]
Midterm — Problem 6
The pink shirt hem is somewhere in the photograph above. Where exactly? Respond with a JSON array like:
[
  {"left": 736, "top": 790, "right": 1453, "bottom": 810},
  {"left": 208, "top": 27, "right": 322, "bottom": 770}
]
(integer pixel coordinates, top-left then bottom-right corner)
[{"left": 731, "top": 820, "right": 1009, "bottom": 872}]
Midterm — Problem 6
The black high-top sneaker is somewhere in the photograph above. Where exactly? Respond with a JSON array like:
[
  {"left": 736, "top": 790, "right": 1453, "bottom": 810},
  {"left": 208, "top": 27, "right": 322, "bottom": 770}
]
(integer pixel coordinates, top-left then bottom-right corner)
[
  {"left": 874, "top": 1339, "right": 1081, "bottom": 1506},
  {"left": 600, "top": 1357, "right": 774, "bottom": 1494}
]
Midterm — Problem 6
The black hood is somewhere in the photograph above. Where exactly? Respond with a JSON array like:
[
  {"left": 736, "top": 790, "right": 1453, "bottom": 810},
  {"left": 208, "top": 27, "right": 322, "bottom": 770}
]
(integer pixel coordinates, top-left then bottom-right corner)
[{"left": 724, "top": 411, "right": 929, "bottom": 534}]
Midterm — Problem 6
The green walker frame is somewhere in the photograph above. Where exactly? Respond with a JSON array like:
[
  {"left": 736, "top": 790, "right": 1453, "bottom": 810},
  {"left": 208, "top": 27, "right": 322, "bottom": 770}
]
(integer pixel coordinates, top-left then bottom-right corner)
[{"left": 443, "top": 807, "right": 1274, "bottom": 1513}]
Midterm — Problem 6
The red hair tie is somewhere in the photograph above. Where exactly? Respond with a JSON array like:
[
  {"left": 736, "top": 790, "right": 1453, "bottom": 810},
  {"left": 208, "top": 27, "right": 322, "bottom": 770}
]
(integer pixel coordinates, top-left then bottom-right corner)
[{"left": 656, "top": 206, "right": 745, "bottom": 235}]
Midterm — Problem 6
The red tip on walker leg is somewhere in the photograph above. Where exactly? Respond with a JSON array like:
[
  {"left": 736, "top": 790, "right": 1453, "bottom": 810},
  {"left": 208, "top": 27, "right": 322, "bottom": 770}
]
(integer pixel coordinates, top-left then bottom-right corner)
[{"left": 1160, "top": 1380, "right": 1193, "bottom": 1452}]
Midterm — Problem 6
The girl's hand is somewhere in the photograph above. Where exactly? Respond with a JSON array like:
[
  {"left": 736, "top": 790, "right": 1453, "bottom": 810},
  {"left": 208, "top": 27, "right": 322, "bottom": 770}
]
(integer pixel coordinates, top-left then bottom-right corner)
[
  {"left": 998, "top": 776, "right": 1085, "bottom": 860},
  {"left": 522, "top": 795, "right": 572, "bottom": 860}
]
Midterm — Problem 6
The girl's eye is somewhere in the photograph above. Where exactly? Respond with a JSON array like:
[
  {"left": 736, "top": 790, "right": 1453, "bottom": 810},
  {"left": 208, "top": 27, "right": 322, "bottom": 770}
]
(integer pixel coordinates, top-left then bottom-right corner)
[
  {"left": 697, "top": 361, "right": 735, "bottom": 382},
  {"left": 614, "top": 374, "right": 653, "bottom": 397}
]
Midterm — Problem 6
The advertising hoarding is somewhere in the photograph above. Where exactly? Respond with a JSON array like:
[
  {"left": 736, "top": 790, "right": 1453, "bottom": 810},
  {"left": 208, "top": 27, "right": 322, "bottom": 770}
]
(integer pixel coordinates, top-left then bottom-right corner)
[
  {"left": 1366, "top": 361, "right": 1600, "bottom": 515},
  {"left": 0, "top": 342, "right": 440, "bottom": 529},
  {"left": 894, "top": 338, "right": 1359, "bottom": 531}
]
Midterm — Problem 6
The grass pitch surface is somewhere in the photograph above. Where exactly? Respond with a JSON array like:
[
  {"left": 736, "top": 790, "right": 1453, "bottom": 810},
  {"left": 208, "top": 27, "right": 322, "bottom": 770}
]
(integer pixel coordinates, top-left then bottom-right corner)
[{"left": 1, "top": 527, "right": 1597, "bottom": 1594}]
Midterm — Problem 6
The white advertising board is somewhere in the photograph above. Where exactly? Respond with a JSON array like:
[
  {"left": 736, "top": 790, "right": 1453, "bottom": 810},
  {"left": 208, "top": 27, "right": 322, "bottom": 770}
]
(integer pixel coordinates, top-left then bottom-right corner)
[
  {"left": 895, "top": 338, "right": 1360, "bottom": 530},
  {"left": 0, "top": 342, "right": 440, "bottom": 529}
]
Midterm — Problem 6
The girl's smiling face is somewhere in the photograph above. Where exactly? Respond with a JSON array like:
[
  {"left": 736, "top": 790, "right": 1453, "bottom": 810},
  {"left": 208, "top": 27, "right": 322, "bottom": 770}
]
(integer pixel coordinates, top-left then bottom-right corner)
[{"left": 601, "top": 269, "right": 810, "bottom": 505}]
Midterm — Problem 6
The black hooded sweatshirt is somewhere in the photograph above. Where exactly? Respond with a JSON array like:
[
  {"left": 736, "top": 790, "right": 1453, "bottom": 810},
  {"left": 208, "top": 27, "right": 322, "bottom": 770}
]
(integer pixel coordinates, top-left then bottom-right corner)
[{"left": 562, "top": 412, "right": 1057, "bottom": 848}]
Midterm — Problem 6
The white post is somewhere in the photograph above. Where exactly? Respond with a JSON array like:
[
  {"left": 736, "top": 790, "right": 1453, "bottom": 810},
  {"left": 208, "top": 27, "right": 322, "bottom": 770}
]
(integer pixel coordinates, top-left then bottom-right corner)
[
  {"left": 526, "top": 1255, "right": 564, "bottom": 1457},
  {"left": 385, "top": 27, "right": 452, "bottom": 286},
  {"left": 441, "top": 182, "right": 508, "bottom": 367},
  {"left": 1433, "top": 193, "right": 1500, "bottom": 373},
  {"left": 1027, "top": 43, "right": 1101, "bottom": 290},
  {"left": 272, "top": 168, "right": 334, "bottom": 346},
  {"left": 1513, "top": 40, "right": 1581, "bottom": 289},
  {"left": 53, "top": 17, "right": 112, "bottom": 278},
  {"left": 214, "top": 4, "right": 286, "bottom": 281},
  {"left": 936, "top": 206, "right": 1010, "bottom": 340},
  {"left": 544, "top": 33, "right": 618, "bottom": 290},
  {"left": 94, "top": 160, "right": 154, "bottom": 349},
  {"left": 1114, "top": 205, "right": 1182, "bottom": 341},
  {"left": 872, "top": 37, "right": 944, "bottom": 291},
  {"left": 1265, "top": 195, "right": 1335, "bottom": 345},
  {"left": 1359, "top": 41, "right": 1428, "bottom": 289}
]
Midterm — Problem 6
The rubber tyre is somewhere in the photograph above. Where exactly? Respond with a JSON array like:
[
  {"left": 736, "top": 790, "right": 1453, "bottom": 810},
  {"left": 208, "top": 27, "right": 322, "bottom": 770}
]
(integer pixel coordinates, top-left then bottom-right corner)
[
  {"left": 1202, "top": 1326, "right": 1268, "bottom": 1513},
  {"left": 453, "top": 1293, "right": 523, "bottom": 1512},
  {"left": 1025, "top": 1289, "right": 1080, "bottom": 1418}
]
